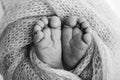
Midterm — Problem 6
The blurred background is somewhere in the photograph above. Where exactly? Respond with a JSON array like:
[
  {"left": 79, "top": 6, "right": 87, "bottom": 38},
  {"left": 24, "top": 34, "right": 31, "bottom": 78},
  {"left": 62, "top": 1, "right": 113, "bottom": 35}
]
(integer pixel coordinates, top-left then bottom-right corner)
[{"left": 0, "top": 0, "right": 120, "bottom": 80}]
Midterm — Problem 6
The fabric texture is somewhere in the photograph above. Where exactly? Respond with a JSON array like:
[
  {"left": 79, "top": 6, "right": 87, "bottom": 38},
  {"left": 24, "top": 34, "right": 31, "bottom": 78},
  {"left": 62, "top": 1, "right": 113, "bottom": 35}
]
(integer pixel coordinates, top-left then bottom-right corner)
[{"left": 0, "top": 0, "right": 120, "bottom": 80}]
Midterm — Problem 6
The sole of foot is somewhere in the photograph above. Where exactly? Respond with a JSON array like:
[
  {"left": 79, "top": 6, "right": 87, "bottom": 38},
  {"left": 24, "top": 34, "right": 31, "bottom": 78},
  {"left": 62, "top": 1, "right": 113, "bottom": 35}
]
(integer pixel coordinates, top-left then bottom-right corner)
[
  {"left": 62, "top": 16, "right": 92, "bottom": 70},
  {"left": 33, "top": 16, "right": 62, "bottom": 69}
]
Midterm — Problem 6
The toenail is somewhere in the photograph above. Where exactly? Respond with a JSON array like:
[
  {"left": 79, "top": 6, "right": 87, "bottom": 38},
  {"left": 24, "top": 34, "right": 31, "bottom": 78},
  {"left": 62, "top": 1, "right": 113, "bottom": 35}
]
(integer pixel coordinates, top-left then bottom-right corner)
[{"left": 65, "top": 16, "right": 78, "bottom": 27}]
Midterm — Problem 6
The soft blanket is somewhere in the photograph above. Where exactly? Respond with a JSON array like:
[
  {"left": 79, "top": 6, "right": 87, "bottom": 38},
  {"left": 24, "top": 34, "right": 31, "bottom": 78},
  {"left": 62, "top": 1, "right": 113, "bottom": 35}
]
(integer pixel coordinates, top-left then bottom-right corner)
[{"left": 0, "top": 0, "right": 120, "bottom": 80}]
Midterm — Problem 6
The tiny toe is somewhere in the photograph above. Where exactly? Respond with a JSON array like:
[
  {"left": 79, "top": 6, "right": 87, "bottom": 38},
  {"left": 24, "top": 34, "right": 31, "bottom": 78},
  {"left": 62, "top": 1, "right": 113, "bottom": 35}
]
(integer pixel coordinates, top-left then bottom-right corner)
[
  {"left": 65, "top": 16, "right": 78, "bottom": 27},
  {"left": 37, "top": 20, "right": 45, "bottom": 29},
  {"left": 81, "top": 21, "right": 90, "bottom": 29},
  {"left": 34, "top": 25, "right": 42, "bottom": 32},
  {"left": 34, "top": 31, "right": 44, "bottom": 43},
  {"left": 83, "top": 33, "right": 91, "bottom": 45},
  {"left": 78, "top": 17, "right": 87, "bottom": 23},
  {"left": 72, "top": 27, "right": 82, "bottom": 38},
  {"left": 41, "top": 17, "right": 48, "bottom": 25},
  {"left": 86, "top": 27, "right": 92, "bottom": 33},
  {"left": 49, "top": 16, "right": 61, "bottom": 29}
]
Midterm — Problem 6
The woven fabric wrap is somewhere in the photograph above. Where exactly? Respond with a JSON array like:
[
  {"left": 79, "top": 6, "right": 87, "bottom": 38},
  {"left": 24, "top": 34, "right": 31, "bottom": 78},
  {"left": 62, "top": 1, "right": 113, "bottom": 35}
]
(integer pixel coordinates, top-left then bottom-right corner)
[{"left": 0, "top": 0, "right": 120, "bottom": 80}]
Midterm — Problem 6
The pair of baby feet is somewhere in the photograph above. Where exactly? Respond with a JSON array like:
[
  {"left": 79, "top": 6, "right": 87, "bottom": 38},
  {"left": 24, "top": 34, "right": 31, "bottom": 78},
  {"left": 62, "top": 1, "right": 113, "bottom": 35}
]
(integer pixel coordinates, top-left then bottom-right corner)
[{"left": 33, "top": 16, "right": 92, "bottom": 70}]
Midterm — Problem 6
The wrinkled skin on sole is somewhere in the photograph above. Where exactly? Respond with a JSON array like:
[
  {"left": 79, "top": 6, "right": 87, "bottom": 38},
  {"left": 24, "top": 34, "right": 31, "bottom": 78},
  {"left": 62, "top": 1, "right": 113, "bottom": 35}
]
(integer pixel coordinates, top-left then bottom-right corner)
[{"left": 62, "top": 16, "right": 92, "bottom": 70}]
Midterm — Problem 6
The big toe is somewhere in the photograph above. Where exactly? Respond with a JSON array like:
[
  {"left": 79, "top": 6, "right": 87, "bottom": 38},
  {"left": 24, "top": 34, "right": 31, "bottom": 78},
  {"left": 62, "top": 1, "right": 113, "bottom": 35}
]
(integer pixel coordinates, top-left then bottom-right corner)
[
  {"left": 62, "top": 16, "right": 78, "bottom": 46},
  {"left": 65, "top": 16, "right": 78, "bottom": 27},
  {"left": 49, "top": 16, "right": 61, "bottom": 29},
  {"left": 49, "top": 16, "right": 61, "bottom": 44}
]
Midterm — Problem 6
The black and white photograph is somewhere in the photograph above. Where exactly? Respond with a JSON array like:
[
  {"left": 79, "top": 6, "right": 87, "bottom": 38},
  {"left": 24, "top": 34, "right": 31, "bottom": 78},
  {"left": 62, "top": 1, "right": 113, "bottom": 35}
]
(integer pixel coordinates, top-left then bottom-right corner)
[{"left": 0, "top": 0, "right": 120, "bottom": 80}]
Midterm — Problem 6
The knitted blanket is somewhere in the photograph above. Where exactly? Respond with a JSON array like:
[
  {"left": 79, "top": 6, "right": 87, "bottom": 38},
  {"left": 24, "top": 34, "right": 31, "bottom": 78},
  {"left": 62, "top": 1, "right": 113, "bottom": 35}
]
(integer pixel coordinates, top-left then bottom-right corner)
[{"left": 0, "top": 0, "right": 120, "bottom": 80}]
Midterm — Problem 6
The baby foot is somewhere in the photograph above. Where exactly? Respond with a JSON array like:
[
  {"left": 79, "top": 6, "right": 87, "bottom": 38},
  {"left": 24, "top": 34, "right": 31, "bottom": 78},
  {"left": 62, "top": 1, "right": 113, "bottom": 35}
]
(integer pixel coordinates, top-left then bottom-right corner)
[
  {"left": 62, "top": 16, "right": 92, "bottom": 70},
  {"left": 33, "top": 16, "right": 62, "bottom": 69}
]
